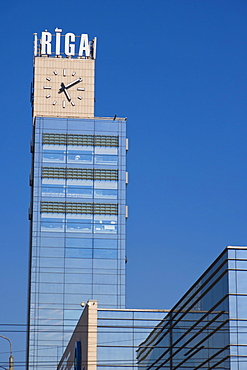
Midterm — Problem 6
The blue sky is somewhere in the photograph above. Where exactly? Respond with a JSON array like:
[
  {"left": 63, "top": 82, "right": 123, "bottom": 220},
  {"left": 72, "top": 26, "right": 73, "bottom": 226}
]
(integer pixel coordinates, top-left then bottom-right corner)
[{"left": 0, "top": 0, "right": 247, "bottom": 368}]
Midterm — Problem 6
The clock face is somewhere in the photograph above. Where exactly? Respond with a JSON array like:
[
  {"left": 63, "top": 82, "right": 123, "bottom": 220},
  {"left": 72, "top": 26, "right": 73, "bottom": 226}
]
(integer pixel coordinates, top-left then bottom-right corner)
[
  {"left": 34, "top": 57, "right": 95, "bottom": 118},
  {"left": 43, "top": 69, "right": 85, "bottom": 108}
]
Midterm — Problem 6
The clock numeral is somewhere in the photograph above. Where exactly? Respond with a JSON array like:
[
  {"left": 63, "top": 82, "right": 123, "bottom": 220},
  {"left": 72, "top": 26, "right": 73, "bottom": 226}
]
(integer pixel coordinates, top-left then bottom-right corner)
[
  {"left": 72, "top": 72, "right": 76, "bottom": 76},
  {"left": 62, "top": 100, "right": 66, "bottom": 108},
  {"left": 63, "top": 69, "right": 66, "bottom": 77},
  {"left": 46, "top": 95, "right": 51, "bottom": 99},
  {"left": 78, "top": 96, "right": 82, "bottom": 100},
  {"left": 46, "top": 77, "right": 51, "bottom": 81},
  {"left": 77, "top": 88, "right": 85, "bottom": 91},
  {"left": 53, "top": 71, "right": 57, "bottom": 75},
  {"left": 71, "top": 101, "right": 75, "bottom": 106},
  {"left": 43, "top": 86, "right": 51, "bottom": 89},
  {"left": 53, "top": 101, "right": 57, "bottom": 105}
]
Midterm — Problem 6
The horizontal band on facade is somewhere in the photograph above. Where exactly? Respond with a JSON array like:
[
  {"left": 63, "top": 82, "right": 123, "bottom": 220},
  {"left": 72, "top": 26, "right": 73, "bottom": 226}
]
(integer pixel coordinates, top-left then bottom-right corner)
[
  {"left": 41, "top": 201, "right": 118, "bottom": 215},
  {"left": 42, "top": 167, "right": 118, "bottom": 180},
  {"left": 43, "top": 133, "right": 119, "bottom": 147}
]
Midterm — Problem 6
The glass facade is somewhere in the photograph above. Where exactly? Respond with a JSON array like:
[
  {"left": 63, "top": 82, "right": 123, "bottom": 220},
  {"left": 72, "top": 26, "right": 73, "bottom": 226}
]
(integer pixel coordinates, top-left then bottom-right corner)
[
  {"left": 137, "top": 246, "right": 247, "bottom": 370},
  {"left": 27, "top": 116, "right": 127, "bottom": 369},
  {"left": 97, "top": 310, "right": 167, "bottom": 370},
  {"left": 58, "top": 302, "right": 167, "bottom": 370}
]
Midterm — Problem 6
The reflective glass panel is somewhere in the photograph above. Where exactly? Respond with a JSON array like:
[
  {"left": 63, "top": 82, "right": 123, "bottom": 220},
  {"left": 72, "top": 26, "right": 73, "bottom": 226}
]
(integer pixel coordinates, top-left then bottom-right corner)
[
  {"left": 94, "top": 189, "right": 118, "bottom": 199},
  {"left": 95, "top": 155, "right": 117, "bottom": 165},
  {"left": 43, "top": 150, "right": 66, "bottom": 163}
]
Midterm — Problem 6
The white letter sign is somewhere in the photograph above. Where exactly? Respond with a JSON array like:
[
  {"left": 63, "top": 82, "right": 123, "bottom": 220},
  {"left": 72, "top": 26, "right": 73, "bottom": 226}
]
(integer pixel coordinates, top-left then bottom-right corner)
[
  {"left": 65, "top": 33, "right": 75, "bottom": 56},
  {"left": 55, "top": 28, "right": 62, "bottom": 56},
  {"left": 79, "top": 34, "right": 90, "bottom": 57},
  {"left": 35, "top": 29, "right": 97, "bottom": 59},
  {"left": 41, "top": 31, "right": 52, "bottom": 55}
]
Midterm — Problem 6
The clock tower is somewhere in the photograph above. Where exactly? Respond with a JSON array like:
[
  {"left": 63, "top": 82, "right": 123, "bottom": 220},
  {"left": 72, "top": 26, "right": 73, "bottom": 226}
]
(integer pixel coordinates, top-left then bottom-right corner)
[{"left": 27, "top": 29, "right": 127, "bottom": 370}]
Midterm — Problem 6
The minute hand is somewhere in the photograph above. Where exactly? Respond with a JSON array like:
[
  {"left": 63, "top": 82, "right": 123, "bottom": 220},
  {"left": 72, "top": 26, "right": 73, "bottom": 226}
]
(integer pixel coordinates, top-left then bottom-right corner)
[{"left": 65, "top": 78, "right": 82, "bottom": 90}]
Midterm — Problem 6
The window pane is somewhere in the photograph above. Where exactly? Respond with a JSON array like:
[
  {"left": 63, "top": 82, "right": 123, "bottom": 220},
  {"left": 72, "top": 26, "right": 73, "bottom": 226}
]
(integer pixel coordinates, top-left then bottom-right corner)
[
  {"left": 95, "top": 155, "right": 117, "bottom": 165},
  {"left": 67, "top": 186, "right": 93, "bottom": 198},
  {"left": 66, "top": 238, "right": 92, "bottom": 248},
  {"left": 42, "top": 185, "right": 65, "bottom": 197},
  {"left": 94, "top": 239, "right": 117, "bottom": 249},
  {"left": 94, "top": 222, "right": 117, "bottom": 234},
  {"left": 94, "top": 249, "right": 117, "bottom": 259},
  {"left": 65, "top": 248, "right": 92, "bottom": 258},
  {"left": 43, "top": 150, "right": 65, "bottom": 163},
  {"left": 94, "top": 189, "right": 117, "bottom": 199},
  {"left": 68, "top": 150, "right": 93, "bottom": 164},
  {"left": 41, "top": 219, "right": 64, "bottom": 232},
  {"left": 66, "top": 221, "right": 92, "bottom": 233}
]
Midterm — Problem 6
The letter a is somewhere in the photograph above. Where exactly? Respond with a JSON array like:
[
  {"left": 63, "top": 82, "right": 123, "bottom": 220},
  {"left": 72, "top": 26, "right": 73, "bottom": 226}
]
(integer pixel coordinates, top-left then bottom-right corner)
[{"left": 79, "top": 34, "right": 90, "bottom": 57}]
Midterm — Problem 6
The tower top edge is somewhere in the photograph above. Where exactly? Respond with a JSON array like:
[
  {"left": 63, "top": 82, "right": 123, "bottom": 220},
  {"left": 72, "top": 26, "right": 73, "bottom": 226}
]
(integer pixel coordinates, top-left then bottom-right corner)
[{"left": 34, "top": 115, "right": 127, "bottom": 121}]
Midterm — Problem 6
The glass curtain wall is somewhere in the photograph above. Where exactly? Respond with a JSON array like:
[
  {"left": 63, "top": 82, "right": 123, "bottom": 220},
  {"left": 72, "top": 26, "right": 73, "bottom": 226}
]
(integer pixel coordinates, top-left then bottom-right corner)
[
  {"left": 27, "top": 117, "right": 127, "bottom": 369},
  {"left": 137, "top": 247, "right": 247, "bottom": 370},
  {"left": 97, "top": 309, "right": 168, "bottom": 370}
]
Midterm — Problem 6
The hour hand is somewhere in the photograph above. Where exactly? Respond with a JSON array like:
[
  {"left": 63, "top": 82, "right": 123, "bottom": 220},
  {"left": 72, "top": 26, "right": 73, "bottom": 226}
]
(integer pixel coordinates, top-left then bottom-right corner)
[
  {"left": 64, "top": 78, "right": 82, "bottom": 89},
  {"left": 59, "top": 83, "right": 71, "bottom": 101}
]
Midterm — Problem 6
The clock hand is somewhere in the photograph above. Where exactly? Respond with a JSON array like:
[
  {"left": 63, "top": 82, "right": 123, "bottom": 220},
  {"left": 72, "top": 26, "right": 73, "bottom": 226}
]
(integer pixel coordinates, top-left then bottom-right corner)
[
  {"left": 59, "top": 82, "right": 71, "bottom": 101},
  {"left": 64, "top": 78, "right": 82, "bottom": 90}
]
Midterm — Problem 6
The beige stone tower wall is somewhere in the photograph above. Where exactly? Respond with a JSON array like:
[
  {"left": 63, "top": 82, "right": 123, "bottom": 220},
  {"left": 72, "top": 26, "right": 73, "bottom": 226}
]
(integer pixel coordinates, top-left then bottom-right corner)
[
  {"left": 87, "top": 301, "right": 98, "bottom": 370},
  {"left": 33, "top": 57, "right": 95, "bottom": 118}
]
